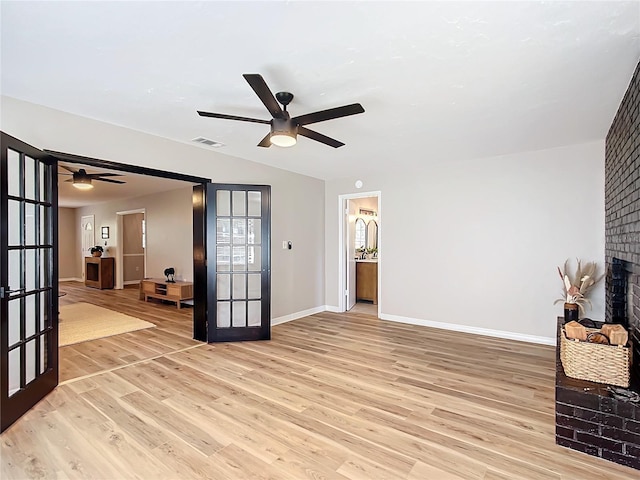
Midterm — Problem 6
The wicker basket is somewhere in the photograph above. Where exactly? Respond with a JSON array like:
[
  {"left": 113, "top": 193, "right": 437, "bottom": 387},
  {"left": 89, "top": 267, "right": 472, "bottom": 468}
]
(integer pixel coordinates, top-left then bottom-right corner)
[{"left": 560, "top": 326, "right": 631, "bottom": 387}]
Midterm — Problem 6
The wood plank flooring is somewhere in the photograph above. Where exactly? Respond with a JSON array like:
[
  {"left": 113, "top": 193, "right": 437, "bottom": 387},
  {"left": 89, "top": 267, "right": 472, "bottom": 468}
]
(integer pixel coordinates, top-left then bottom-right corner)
[
  {"left": 1, "top": 282, "right": 638, "bottom": 479},
  {"left": 58, "top": 281, "right": 200, "bottom": 383}
]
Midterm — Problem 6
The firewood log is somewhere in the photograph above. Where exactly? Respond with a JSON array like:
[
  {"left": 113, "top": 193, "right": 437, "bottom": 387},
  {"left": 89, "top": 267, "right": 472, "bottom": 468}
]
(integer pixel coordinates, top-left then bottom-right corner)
[
  {"left": 600, "top": 323, "right": 628, "bottom": 346},
  {"left": 564, "top": 321, "right": 587, "bottom": 341}
]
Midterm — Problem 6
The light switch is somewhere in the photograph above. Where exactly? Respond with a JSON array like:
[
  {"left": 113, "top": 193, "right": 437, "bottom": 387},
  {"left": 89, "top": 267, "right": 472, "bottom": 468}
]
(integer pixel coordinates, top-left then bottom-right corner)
[{"left": 282, "top": 241, "right": 287, "bottom": 249}]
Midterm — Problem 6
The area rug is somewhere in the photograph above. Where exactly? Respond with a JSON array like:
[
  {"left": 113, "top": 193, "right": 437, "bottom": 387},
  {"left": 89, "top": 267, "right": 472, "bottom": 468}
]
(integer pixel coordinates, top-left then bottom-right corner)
[{"left": 59, "top": 302, "right": 155, "bottom": 346}]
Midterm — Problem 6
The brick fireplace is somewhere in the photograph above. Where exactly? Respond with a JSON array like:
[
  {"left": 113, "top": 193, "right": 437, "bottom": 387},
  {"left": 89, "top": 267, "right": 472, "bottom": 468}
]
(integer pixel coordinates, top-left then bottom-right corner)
[
  {"left": 605, "top": 56, "right": 640, "bottom": 384},
  {"left": 555, "top": 59, "right": 640, "bottom": 470}
]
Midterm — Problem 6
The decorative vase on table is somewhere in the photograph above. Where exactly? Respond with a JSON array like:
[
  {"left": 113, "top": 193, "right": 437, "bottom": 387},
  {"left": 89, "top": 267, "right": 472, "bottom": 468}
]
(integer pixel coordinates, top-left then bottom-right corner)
[{"left": 563, "top": 302, "right": 579, "bottom": 323}]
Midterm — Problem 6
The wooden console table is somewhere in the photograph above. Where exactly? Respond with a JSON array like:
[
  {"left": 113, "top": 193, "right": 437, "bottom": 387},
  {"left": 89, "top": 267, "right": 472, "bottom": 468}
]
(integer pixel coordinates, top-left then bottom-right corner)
[
  {"left": 141, "top": 278, "right": 193, "bottom": 309},
  {"left": 85, "top": 256, "right": 114, "bottom": 289}
]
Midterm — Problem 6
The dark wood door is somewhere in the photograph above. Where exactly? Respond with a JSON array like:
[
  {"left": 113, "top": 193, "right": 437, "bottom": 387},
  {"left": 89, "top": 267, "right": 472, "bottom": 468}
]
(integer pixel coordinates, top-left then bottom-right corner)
[
  {"left": 0, "top": 132, "right": 58, "bottom": 432},
  {"left": 194, "top": 184, "right": 271, "bottom": 342}
]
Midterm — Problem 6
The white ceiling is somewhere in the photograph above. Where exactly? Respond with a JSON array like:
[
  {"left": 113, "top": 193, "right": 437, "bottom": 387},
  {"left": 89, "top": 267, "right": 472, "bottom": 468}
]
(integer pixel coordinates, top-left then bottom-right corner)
[{"left": 2, "top": 1, "right": 639, "bottom": 180}]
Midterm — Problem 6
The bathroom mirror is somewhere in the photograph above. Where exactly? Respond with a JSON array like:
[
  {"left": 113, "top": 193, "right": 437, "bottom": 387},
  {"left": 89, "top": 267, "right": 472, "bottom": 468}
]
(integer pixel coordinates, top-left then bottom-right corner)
[
  {"left": 355, "top": 218, "right": 366, "bottom": 251},
  {"left": 367, "top": 219, "right": 378, "bottom": 249}
]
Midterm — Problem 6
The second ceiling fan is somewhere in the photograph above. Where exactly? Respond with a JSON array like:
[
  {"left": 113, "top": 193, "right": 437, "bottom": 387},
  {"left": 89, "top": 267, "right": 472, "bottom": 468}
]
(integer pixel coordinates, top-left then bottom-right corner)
[
  {"left": 59, "top": 165, "right": 126, "bottom": 190},
  {"left": 197, "top": 74, "right": 365, "bottom": 148}
]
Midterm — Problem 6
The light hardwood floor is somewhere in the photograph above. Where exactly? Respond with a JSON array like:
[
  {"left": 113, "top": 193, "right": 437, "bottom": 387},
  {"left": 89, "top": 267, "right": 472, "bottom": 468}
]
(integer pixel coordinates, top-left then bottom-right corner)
[
  {"left": 349, "top": 301, "right": 377, "bottom": 316},
  {"left": 1, "top": 282, "right": 637, "bottom": 479},
  {"left": 58, "top": 281, "right": 200, "bottom": 383}
]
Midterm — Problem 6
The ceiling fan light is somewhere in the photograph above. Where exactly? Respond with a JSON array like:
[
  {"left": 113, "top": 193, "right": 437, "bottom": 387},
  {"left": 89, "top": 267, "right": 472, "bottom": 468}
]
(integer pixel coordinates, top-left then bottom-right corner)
[
  {"left": 72, "top": 177, "right": 93, "bottom": 190},
  {"left": 270, "top": 132, "right": 297, "bottom": 147}
]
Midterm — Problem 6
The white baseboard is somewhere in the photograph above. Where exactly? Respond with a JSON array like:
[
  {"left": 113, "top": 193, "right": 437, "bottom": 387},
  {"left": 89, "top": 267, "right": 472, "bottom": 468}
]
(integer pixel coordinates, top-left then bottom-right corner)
[
  {"left": 123, "top": 280, "right": 141, "bottom": 285},
  {"left": 325, "top": 305, "right": 342, "bottom": 313},
  {"left": 59, "top": 277, "right": 82, "bottom": 283},
  {"left": 311, "top": 307, "right": 554, "bottom": 345},
  {"left": 272, "top": 306, "right": 327, "bottom": 326},
  {"left": 379, "top": 313, "right": 556, "bottom": 346}
]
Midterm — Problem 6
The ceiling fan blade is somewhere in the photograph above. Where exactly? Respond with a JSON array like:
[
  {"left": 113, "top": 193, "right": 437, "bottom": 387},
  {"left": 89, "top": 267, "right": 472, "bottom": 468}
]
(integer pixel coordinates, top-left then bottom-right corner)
[
  {"left": 94, "top": 177, "right": 126, "bottom": 184},
  {"left": 59, "top": 164, "right": 77, "bottom": 173},
  {"left": 242, "top": 74, "right": 284, "bottom": 119},
  {"left": 197, "top": 111, "right": 270, "bottom": 124},
  {"left": 64, "top": 178, "right": 74, "bottom": 182},
  {"left": 257, "top": 133, "right": 272, "bottom": 148},
  {"left": 298, "top": 127, "right": 345, "bottom": 148},
  {"left": 86, "top": 173, "right": 123, "bottom": 179},
  {"left": 293, "top": 103, "right": 365, "bottom": 126}
]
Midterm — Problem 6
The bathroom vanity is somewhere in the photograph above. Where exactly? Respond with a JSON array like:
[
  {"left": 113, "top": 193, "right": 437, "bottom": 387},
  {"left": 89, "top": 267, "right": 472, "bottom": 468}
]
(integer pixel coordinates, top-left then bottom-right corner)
[{"left": 356, "top": 260, "right": 378, "bottom": 304}]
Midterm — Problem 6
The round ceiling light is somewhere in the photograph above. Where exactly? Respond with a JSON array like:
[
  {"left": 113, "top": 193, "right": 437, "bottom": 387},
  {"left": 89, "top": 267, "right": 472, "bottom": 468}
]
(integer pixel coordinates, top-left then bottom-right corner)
[
  {"left": 72, "top": 177, "right": 93, "bottom": 190},
  {"left": 270, "top": 132, "right": 297, "bottom": 147}
]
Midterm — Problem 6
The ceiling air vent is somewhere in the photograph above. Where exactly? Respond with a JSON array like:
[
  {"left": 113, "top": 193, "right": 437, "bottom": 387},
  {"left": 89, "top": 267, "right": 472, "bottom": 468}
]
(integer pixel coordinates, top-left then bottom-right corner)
[{"left": 192, "top": 137, "right": 224, "bottom": 148}]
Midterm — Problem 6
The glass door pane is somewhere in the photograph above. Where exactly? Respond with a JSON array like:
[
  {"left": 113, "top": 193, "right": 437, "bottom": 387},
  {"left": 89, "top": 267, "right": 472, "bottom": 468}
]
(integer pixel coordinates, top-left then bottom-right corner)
[
  {"left": 1, "top": 132, "right": 58, "bottom": 433},
  {"left": 208, "top": 184, "right": 270, "bottom": 342}
]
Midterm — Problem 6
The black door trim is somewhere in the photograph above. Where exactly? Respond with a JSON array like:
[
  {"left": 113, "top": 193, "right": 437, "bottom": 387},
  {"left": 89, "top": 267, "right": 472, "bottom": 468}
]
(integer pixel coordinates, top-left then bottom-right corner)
[
  {"left": 192, "top": 185, "right": 207, "bottom": 341},
  {"left": 44, "top": 150, "right": 211, "bottom": 185}
]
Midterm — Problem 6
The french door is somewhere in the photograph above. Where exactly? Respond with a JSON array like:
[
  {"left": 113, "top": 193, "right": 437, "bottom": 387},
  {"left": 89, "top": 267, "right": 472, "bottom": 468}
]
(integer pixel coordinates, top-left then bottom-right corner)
[
  {"left": 194, "top": 183, "right": 271, "bottom": 342},
  {"left": 0, "top": 132, "right": 58, "bottom": 433}
]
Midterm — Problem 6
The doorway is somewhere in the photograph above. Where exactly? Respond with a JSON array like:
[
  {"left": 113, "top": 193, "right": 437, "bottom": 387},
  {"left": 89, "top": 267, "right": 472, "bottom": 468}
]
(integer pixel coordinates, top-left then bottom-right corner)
[
  {"left": 80, "top": 215, "right": 95, "bottom": 282},
  {"left": 338, "top": 191, "right": 381, "bottom": 317},
  {"left": 117, "top": 209, "right": 146, "bottom": 289},
  {"left": 45, "top": 150, "right": 210, "bottom": 342}
]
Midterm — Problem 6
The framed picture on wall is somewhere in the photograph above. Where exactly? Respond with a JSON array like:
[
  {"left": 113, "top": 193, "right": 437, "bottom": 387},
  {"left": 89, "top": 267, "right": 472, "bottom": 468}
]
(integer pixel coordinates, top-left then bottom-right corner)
[{"left": 101, "top": 226, "right": 109, "bottom": 239}]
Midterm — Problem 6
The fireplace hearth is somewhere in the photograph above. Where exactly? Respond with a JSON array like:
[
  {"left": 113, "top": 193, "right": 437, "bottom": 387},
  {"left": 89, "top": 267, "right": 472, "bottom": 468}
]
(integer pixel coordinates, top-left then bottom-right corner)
[{"left": 555, "top": 319, "right": 640, "bottom": 470}]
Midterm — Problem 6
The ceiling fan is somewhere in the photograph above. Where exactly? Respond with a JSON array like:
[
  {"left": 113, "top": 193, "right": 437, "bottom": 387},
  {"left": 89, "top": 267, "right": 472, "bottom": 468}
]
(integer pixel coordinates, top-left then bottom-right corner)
[
  {"left": 58, "top": 165, "right": 126, "bottom": 190},
  {"left": 197, "top": 74, "right": 365, "bottom": 148}
]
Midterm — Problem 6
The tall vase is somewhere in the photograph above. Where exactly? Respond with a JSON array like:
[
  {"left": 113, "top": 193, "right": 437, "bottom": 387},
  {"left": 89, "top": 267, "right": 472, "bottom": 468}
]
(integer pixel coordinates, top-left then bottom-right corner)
[{"left": 564, "top": 302, "right": 579, "bottom": 323}]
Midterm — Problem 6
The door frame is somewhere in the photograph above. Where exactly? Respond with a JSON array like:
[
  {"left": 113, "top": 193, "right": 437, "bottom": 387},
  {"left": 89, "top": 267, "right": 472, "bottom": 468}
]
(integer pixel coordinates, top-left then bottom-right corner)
[
  {"left": 44, "top": 150, "right": 211, "bottom": 339},
  {"left": 116, "top": 209, "right": 146, "bottom": 289},
  {"left": 338, "top": 191, "right": 381, "bottom": 315}
]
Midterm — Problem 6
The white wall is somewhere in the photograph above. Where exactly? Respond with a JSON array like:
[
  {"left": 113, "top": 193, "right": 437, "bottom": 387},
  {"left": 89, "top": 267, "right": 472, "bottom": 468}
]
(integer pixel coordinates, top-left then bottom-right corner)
[
  {"left": 58, "top": 207, "right": 80, "bottom": 280},
  {"left": 325, "top": 141, "right": 606, "bottom": 342},
  {"left": 3, "top": 96, "right": 606, "bottom": 341},
  {"left": 2, "top": 96, "right": 326, "bottom": 320},
  {"left": 75, "top": 187, "right": 193, "bottom": 282}
]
